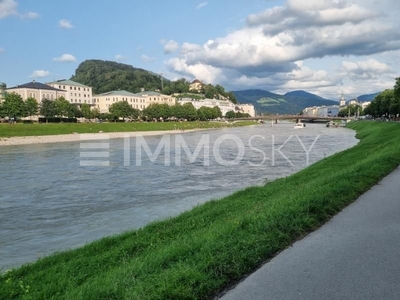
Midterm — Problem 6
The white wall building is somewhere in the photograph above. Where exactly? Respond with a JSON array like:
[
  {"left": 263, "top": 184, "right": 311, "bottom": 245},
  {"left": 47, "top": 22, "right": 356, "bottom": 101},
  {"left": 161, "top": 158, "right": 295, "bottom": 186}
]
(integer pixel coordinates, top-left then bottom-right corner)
[
  {"left": 302, "top": 105, "right": 340, "bottom": 117},
  {"left": 6, "top": 81, "right": 67, "bottom": 101},
  {"left": 47, "top": 79, "right": 93, "bottom": 105},
  {"left": 93, "top": 90, "right": 175, "bottom": 113},
  {"left": 178, "top": 98, "right": 255, "bottom": 117}
]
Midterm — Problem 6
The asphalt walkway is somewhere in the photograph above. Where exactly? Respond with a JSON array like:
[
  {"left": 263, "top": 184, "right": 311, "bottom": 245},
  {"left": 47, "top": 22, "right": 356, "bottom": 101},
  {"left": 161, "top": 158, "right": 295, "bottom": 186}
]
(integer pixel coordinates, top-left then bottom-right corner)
[{"left": 220, "top": 167, "right": 400, "bottom": 300}]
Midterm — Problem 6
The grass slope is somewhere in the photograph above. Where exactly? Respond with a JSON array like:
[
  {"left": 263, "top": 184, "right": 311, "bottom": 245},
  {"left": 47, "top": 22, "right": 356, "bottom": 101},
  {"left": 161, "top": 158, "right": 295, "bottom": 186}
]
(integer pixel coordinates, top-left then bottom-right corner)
[
  {"left": 1, "top": 122, "right": 400, "bottom": 299},
  {"left": 0, "top": 121, "right": 255, "bottom": 138}
]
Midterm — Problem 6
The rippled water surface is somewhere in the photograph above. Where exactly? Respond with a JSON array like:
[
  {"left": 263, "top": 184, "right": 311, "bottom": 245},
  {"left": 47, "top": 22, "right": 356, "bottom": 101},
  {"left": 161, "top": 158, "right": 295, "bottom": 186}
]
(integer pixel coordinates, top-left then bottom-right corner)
[{"left": 0, "top": 123, "right": 358, "bottom": 270}]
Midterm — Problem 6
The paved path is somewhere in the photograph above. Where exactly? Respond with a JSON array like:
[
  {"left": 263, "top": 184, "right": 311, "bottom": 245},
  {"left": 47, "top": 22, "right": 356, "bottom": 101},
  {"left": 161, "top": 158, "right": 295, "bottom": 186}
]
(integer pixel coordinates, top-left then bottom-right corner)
[{"left": 221, "top": 167, "right": 400, "bottom": 300}]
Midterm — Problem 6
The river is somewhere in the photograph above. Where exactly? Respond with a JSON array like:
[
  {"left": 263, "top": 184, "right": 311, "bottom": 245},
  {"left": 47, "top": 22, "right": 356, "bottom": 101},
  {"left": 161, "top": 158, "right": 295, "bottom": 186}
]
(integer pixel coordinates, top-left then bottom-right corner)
[{"left": 0, "top": 122, "right": 358, "bottom": 270}]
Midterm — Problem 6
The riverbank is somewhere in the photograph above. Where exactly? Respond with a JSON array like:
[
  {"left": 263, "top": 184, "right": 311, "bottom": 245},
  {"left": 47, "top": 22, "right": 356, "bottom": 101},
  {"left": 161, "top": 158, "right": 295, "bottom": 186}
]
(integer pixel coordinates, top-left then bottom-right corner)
[
  {"left": 0, "top": 121, "right": 256, "bottom": 146},
  {"left": 1, "top": 121, "right": 399, "bottom": 299}
]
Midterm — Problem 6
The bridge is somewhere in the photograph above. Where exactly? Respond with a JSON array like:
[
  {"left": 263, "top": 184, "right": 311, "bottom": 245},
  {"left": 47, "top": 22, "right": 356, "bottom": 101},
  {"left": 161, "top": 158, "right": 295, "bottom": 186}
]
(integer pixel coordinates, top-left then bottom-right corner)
[{"left": 235, "top": 115, "right": 354, "bottom": 122}]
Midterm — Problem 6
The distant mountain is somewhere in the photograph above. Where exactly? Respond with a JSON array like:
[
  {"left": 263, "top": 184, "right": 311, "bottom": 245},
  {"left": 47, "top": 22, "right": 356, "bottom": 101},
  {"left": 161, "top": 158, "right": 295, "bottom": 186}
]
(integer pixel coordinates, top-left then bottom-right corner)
[
  {"left": 357, "top": 92, "right": 380, "bottom": 102},
  {"left": 71, "top": 60, "right": 170, "bottom": 95},
  {"left": 232, "top": 89, "right": 337, "bottom": 114}
]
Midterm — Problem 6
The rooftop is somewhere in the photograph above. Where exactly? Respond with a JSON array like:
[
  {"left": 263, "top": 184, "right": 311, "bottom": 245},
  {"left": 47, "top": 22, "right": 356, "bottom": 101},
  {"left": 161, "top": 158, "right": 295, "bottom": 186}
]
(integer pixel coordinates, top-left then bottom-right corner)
[
  {"left": 7, "top": 81, "right": 65, "bottom": 92},
  {"left": 94, "top": 90, "right": 141, "bottom": 97},
  {"left": 47, "top": 79, "right": 91, "bottom": 88},
  {"left": 133, "top": 91, "right": 168, "bottom": 97}
]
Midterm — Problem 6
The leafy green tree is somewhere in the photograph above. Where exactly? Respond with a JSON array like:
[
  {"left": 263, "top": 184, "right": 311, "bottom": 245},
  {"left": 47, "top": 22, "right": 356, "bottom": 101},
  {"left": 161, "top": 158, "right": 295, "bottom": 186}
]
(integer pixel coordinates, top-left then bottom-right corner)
[
  {"left": 109, "top": 101, "right": 136, "bottom": 120},
  {"left": 338, "top": 105, "right": 360, "bottom": 117},
  {"left": 182, "top": 103, "right": 197, "bottom": 121},
  {"left": 142, "top": 103, "right": 172, "bottom": 120},
  {"left": 25, "top": 97, "right": 39, "bottom": 119},
  {"left": 91, "top": 108, "right": 101, "bottom": 119},
  {"left": 226, "top": 92, "right": 237, "bottom": 104},
  {"left": 81, "top": 103, "right": 92, "bottom": 119},
  {"left": 213, "top": 106, "right": 222, "bottom": 118},
  {"left": 40, "top": 99, "right": 56, "bottom": 122},
  {"left": 3, "top": 92, "right": 26, "bottom": 120},
  {"left": 54, "top": 97, "right": 73, "bottom": 118},
  {"left": 226, "top": 110, "right": 236, "bottom": 119}
]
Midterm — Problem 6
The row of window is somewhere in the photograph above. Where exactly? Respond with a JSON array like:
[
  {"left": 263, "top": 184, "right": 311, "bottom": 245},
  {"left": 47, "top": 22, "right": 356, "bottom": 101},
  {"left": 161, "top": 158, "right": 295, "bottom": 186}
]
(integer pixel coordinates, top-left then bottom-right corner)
[
  {"left": 69, "top": 93, "right": 89, "bottom": 98},
  {"left": 57, "top": 85, "right": 91, "bottom": 92}
]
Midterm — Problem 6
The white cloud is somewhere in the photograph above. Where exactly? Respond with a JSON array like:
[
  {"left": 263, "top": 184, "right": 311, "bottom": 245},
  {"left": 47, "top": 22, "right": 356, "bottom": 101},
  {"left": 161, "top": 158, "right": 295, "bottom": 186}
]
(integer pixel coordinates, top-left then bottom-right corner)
[
  {"left": 30, "top": 70, "right": 50, "bottom": 78},
  {"left": 141, "top": 55, "right": 156, "bottom": 63},
  {"left": 0, "top": 48, "right": 4, "bottom": 54},
  {"left": 161, "top": 40, "right": 179, "bottom": 54},
  {"left": 59, "top": 19, "right": 73, "bottom": 29},
  {"left": 341, "top": 59, "right": 394, "bottom": 81},
  {"left": 196, "top": 2, "right": 208, "bottom": 9},
  {"left": 166, "top": 0, "right": 400, "bottom": 97},
  {"left": 115, "top": 54, "right": 126, "bottom": 62},
  {"left": 0, "top": 0, "right": 18, "bottom": 19},
  {"left": 0, "top": 0, "right": 39, "bottom": 19},
  {"left": 53, "top": 54, "right": 77, "bottom": 63},
  {"left": 21, "top": 11, "right": 39, "bottom": 19}
]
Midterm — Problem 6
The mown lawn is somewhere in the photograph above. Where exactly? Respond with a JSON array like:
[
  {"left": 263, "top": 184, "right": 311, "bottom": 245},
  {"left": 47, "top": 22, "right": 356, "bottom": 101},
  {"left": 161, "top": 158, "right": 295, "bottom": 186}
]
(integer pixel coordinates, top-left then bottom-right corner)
[
  {"left": 0, "top": 121, "right": 256, "bottom": 138},
  {"left": 1, "top": 121, "right": 399, "bottom": 300}
]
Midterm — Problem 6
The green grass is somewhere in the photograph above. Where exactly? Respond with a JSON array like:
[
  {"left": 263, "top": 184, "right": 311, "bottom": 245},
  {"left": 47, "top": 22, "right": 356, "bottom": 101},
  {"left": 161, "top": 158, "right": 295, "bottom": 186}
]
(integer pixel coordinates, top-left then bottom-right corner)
[
  {"left": 1, "top": 121, "right": 400, "bottom": 299},
  {"left": 0, "top": 121, "right": 256, "bottom": 138}
]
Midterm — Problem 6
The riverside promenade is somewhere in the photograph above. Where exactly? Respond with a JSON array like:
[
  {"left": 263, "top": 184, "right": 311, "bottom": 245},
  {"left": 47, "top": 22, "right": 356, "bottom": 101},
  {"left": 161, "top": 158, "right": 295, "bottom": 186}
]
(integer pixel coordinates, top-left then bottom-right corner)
[{"left": 221, "top": 167, "right": 400, "bottom": 300}]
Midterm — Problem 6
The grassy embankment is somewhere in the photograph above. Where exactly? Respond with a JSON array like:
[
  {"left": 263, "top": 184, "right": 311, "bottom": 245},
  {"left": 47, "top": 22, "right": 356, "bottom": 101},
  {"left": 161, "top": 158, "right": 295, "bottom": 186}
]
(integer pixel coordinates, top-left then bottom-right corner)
[
  {"left": 1, "top": 121, "right": 400, "bottom": 299},
  {"left": 0, "top": 121, "right": 256, "bottom": 138}
]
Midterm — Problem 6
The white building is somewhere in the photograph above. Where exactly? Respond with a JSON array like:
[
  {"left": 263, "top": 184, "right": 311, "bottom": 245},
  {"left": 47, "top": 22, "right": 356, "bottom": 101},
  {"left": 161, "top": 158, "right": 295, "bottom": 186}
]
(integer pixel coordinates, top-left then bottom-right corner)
[
  {"left": 302, "top": 105, "right": 340, "bottom": 117},
  {"left": 6, "top": 81, "right": 67, "bottom": 101},
  {"left": 47, "top": 79, "right": 93, "bottom": 105},
  {"left": 93, "top": 90, "right": 175, "bottom": 113},
  {"left": 178, "top": 98, "right": 255, "bottom": 117},
  {"left": 93, "top": 90, "right": 146, "bottom": 113}
]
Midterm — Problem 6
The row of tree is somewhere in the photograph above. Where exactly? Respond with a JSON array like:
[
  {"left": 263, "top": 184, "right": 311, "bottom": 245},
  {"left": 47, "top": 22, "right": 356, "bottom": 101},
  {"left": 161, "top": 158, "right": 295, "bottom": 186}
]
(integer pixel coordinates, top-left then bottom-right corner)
[
  {"left": 105, "top": 101, "right": 226, "bottom": 121},
  {"left": 364, "top": 78, "right": 400, "bottom": 117},
  {"left": 0, "top": 93, "right": 100, "bottom": 121},
  {"left": 0, "top": 92, "right": 247, "bottom": 122}
]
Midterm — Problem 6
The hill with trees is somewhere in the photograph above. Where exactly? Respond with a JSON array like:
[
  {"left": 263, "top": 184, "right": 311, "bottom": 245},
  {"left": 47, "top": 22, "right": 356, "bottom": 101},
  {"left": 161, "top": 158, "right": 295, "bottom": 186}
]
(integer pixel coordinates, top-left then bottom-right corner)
[
  {"left": 70, "top": 60, "right": 170, "bottom": 94},
  {"left": 70, "top": 60, "right": 237, "bottom": 103}
]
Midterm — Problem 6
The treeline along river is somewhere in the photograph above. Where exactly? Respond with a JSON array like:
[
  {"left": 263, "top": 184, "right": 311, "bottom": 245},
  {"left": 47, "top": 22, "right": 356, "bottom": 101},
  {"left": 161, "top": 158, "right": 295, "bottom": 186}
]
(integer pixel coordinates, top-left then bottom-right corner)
[{"left": 0, "top": 123, "right": 358, "bottom": 270}]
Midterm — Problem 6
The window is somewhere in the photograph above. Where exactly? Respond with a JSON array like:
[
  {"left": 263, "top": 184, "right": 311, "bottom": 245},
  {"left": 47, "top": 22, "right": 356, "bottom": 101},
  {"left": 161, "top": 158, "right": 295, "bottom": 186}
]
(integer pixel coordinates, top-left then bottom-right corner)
[
  {"left": 70, "top": 87, "right": 72, "bottom": 90},
  {"left": 71, "top": 92, "right": 73, "bottom": 95},
  {"left": 75, "top": 93, "right": 77, "bottom": 96},
  {"left": 50, "top": 94, "right": 54, "bottom": 100},
  {"left": 78, "top": 88, "right": 80, "bottom": 91},
  {"left": 74, "top": 87, "right": 76, "bottom": 90},
  {"left": 63, "top": 86, "right": 65, "bottom": 89}
]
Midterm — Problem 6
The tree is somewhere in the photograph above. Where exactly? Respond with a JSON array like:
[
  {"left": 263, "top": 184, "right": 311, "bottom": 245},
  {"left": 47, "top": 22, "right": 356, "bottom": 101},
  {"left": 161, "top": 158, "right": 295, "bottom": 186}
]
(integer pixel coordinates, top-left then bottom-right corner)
[
  {"left": 40, "top": 99, "right": 56, "bottom": 122},
  {"left": 25, "top": 97, "right": 39, "bottom": 119},
  {"left": 226, "top": 110, "right": 236, "bottom": 119},
  {"left": 3, "top": 92, "right": 26, "bottom": 120},
  {"left": 109, "top": 101, "right": 135, "bottom": 120},
  {"left": 81, "top": 103, "right": 92, "bottom": 119},
  {"left": 182, "top": 103, "right": 197, "bottom": 121},
  {"left": 54, "top": 97, "right": 73, "bottom": 118}
]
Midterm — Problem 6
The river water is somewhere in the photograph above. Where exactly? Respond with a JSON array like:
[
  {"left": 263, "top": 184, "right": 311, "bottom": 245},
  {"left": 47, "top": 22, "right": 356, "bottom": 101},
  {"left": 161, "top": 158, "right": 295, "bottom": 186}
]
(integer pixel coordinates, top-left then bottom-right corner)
[{"left": 0, "top": 123, "right": 358, "bottom": 270}]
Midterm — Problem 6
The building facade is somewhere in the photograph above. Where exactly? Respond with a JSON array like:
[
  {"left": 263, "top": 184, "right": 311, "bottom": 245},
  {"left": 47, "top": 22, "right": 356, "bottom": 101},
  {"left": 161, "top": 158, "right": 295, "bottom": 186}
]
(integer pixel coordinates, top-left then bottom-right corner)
[
  {"left": 189, "top": 79, "right": 204, "bottom": 92},
  {"left": 6, "top": 81, "right": 67, "bottom": 101},
  {"left": 93, "top": 90, "right": 146, "bottom": 113},
  {"left": 93, "top": 90, "right": 175, "bottom": 113},
  {"left": 47, "top": 79, "right": 93, "bottom": 105},
  {"left": 303, "top": 105, "right": 340, "bottom": 117},
  {"left": 178, "top": 98, "right": 256, "bottom": 117},
  {"left": 236, "top": 104, "right": 256, "bottom": 117}
]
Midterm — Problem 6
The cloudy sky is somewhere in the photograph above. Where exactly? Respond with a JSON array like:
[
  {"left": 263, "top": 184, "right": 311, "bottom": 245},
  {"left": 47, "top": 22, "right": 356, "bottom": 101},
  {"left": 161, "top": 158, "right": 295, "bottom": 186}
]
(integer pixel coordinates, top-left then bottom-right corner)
[{"left": 0, "top": 0, "right": 399, "bottom": 99}]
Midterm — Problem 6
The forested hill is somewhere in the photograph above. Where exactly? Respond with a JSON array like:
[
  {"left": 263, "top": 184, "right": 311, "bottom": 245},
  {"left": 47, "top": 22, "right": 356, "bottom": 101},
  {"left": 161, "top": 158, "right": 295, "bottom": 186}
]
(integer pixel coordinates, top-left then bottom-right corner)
[{"left": 70, "top": 60, "right": 170, "bottom": 94}]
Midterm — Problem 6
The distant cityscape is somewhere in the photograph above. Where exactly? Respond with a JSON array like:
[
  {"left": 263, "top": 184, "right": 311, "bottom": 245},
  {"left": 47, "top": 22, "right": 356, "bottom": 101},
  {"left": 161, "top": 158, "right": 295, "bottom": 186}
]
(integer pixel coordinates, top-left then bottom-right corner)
[{"left": 0, "top": 79, "right": 256, "bottom": 118}]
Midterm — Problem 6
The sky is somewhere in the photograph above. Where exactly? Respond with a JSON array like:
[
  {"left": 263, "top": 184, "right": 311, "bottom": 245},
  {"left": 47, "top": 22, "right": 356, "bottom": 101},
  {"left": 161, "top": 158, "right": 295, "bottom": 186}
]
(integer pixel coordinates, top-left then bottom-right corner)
[{"left": 0, "top": 0, "right": 399, "bottom": 100}]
